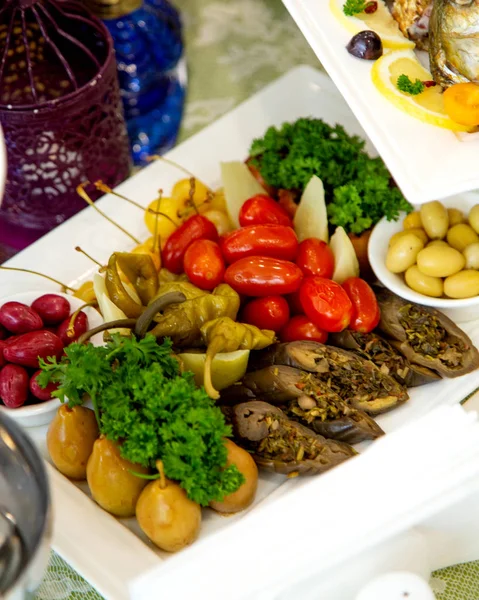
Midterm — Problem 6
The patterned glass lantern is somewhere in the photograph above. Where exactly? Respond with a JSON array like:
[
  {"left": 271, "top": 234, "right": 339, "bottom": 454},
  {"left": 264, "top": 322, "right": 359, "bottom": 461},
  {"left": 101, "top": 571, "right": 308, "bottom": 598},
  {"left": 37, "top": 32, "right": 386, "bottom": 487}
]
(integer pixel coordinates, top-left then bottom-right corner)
[{"left": 0, "top": 0, "right": 131, "bottom": 250}]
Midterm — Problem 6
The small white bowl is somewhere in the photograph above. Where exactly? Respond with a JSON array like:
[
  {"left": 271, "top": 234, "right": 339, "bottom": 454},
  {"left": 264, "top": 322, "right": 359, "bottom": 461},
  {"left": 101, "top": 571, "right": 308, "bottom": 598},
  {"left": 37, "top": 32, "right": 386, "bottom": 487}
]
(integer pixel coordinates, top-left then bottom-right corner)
[
  {"left": 368, "top": 192, "right": 479, "bottom": 324},
  {"left": 0, "top": 291, "right": 103, "bottom": 428}
]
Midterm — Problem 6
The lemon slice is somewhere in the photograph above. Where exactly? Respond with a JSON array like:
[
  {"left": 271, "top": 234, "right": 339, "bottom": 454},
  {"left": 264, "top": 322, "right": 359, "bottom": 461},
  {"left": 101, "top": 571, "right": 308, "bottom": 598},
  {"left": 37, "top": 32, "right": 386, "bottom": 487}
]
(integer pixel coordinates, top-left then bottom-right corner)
[
  {"left": 178, "top": 350, "right": 250, "bottom": 391},
  {"left": 371, "top": 50, "right": 472, "bottom": 131},
  {"left": 329, "top": 0, "right": 414, "bottom": 49}
]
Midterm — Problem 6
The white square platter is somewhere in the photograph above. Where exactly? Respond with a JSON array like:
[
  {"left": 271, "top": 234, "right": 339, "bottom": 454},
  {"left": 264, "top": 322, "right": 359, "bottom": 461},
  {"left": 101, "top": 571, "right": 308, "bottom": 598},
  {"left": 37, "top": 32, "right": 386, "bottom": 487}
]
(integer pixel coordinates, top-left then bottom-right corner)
[
  {"left": 3, "top": 66, "right": 479, "bottom": 599},
  {"left": 283, "top": 0, "right": 479, "bottom": 206}
]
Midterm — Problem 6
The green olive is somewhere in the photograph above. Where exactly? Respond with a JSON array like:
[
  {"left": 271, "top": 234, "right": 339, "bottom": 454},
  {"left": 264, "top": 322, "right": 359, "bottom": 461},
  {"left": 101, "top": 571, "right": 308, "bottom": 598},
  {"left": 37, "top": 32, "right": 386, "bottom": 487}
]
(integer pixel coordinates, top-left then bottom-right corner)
[
  {"left": 420, "top": 201, "right": 449, "bottom": 239},
  {"left": 386, "top": 233, "right": 424, "bottom": 274},
  {"left": 448, "top": 208, "right": 465, "bottom": 227},
  {"left": 389, "top": 228, "right": 428, "bottom": 247},
  {"left": 404, "top": 265, "right": 444, "bottom": 298},
  {"left": 416, "top": 245, "right": 465, "bottom": 277},
  {"left": 468, "top": 204, "right": 479, "bottom": 234},
  {"left": 464, "top": 243, "right": 479, "bottom": 269},
  {"left": 427, "top": 240, "right": 450, "bottom": 248},
  {"left": 403, "top": 211, "right": 422, "bottom": 230},
  {"left": 446, "top": 224, "right": 479, "bottom": 252},
  {"left": 444, "top": 270, "right": 479, "bottom": 299}
]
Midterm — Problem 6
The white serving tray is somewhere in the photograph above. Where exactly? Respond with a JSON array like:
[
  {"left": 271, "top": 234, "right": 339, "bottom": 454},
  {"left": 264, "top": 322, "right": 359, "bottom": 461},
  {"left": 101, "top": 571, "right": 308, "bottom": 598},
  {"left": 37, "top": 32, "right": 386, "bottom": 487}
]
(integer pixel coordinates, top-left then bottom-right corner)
[
  {"left": 283, "top": 0, "right": 479, "bottom": 206},
  {"left": 3, "top": 66, "right": 479, "bottom": 599}
]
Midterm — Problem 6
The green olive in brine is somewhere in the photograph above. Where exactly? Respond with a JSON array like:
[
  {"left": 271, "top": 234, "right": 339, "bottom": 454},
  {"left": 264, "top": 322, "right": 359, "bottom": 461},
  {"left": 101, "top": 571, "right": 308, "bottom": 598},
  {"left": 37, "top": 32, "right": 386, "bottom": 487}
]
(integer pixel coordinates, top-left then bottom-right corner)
[
  {"left": 416, "top": 245, "right": 465, "bottom": 278},
  {"left": 468, "top": 205, "right": 479, "bottom": 234},
  {"left": 464, "top": 243, "right": 479, "bottom": 270},
  {"left": 420, "top": 201, "right": 449, "bottom": 240},
  {"left": 448, "top": 208, "right": 465, "bottom": 227},
  {"left": 446, "top": 224, "right": 479, "bottom": 252},
  {"left": 444, "top": 270, "right": 479, "bottom": 299},
  {"left": 386, "top": 233, "right": 424, "bottom": 273},
  {"left": 403, "top": 211, "right": 422, "bottom": 230},
  {"left": 405, "top": 266, "right": 444, "bottom": 298}
]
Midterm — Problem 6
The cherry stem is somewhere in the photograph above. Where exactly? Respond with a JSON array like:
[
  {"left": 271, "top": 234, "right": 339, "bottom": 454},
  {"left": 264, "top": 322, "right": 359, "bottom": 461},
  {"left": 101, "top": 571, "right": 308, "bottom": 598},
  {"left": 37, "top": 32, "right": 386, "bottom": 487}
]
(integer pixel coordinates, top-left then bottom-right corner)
[
  {"left": 75, "top": 246, "right": 103, "bottom": 268},
  {"left": 0, "top": 266, "right": 76, "bottom": 293},
  {"left": 67, "top": 302, "right": 96, "bottom": 339},
  {"left": 188, "top": 177, "right": 200, "bottom": 215},
  {"left": 155, "top": 460, "right": 167, "bottom": 489},
  {"left": 151, "top": 190, "right": 162, "bottom": 252},
  {"left": 76, "top": 183, "right": 141, "bottom": 245},
  {"left": 146, "top": 155, "right": 213, "bottom": 193}
]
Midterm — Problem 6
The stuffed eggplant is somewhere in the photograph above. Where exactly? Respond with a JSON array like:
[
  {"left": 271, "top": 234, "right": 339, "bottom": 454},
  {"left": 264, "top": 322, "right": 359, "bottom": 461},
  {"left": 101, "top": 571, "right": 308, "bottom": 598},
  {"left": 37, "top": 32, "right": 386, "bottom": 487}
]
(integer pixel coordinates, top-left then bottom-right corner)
[
  {"left": 219, "top": 365, "right": 306, "bottom": 405},
  {"left": 220, "top": 366, "right": 384, "bottom": 444},
  {"left": 249, "top": 342, "right": 408, "bottom": 415},
  {"left": 226, "top": 401, "right": 357, "bottom": 475},
  {"left": 329, "top": 330, "right": 441, "bottom": 388},
  {"left": 374, "top": 287, "right": 479, "bottom": 378},
  {"left": 285, "top": 394, "right": 384, "bottom": 445}
]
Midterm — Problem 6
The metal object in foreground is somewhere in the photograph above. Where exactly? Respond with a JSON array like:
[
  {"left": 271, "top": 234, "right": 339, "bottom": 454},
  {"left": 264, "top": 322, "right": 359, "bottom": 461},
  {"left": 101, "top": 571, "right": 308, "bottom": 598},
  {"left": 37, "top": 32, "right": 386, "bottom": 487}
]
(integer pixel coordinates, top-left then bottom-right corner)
[{"left": 0, "top": 412, "right": 51, "bottom": 599}]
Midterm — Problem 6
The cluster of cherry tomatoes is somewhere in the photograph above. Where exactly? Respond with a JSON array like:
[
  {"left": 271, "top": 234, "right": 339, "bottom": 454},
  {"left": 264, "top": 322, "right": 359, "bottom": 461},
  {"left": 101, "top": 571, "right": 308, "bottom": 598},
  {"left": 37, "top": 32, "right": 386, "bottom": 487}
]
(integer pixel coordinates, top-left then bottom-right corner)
[{"left": 160, "top": 192, "right": 381, "bottom": 342}]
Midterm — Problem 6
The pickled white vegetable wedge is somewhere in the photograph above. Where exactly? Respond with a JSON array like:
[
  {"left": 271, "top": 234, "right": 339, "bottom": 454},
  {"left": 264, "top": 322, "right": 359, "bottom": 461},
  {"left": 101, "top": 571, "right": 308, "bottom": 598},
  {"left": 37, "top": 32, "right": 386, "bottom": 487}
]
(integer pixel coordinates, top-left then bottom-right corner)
[
  {"left": 330, "top": 226, "right": 360, "bottom": 283},
  {"left": 220, "top": 162, "right": 267, "bottom": 228},
  {"left": 294, "top": 175, "right": 328, "bottom": 243},
  {"left": 93, "top": 273, "right": 130, "bottom": 335}
]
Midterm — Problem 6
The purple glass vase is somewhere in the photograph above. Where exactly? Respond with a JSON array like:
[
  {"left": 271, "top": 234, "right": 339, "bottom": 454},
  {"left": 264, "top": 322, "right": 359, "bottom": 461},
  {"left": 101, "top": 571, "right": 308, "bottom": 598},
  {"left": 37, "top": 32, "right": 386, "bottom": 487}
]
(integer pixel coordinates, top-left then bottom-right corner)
[{"left": 0, "top": 0, "right": 131, "bottom": 251}]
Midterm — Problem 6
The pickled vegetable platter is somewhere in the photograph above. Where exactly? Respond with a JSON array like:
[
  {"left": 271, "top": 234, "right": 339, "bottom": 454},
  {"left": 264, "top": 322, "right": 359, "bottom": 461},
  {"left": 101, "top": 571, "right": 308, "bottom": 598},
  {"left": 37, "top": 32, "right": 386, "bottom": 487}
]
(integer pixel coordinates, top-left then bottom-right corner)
[{"left": 4, "top": 68, "right": 479, "bottom": 599}]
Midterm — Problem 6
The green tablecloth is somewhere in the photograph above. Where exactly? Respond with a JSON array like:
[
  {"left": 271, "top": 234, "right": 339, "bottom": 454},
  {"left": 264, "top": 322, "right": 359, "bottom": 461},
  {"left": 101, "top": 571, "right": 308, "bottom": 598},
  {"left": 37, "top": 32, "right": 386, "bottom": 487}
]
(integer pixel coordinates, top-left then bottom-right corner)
[{"left": 33, "top": 0, "right": 479, "bottom": 598}]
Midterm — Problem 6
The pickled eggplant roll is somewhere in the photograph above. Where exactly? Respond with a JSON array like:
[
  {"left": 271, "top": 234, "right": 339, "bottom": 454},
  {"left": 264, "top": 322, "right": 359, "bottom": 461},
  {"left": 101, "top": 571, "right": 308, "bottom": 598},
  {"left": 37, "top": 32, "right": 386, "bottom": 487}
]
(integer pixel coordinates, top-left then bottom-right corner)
[
  {"left": 219, "top": 365, "right": 306, "bottom": 405},
  {"left": 250, "top": 342, "right": 408, "bottom": 415},
  {"left": 228, "top": 401, "right": 357, "bottom": 475},
  {"left": 284, "top": 393, "right": 384, "bottom": 445},
  {"left": 329, "top": 330, "right": 441, "bottom": 387},
  {"left": 374, "top": 287, "right": 479, "bottom": 377},
  {"left": 220, "top": 367, "right": 384, "bottom": 443}
]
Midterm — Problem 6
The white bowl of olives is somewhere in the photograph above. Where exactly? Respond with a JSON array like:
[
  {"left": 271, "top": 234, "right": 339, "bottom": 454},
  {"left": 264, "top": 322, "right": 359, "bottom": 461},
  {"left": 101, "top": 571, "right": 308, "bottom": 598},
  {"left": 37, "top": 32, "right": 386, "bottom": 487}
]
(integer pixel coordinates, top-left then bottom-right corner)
[{"left": 369, "top": 192, "right": 479, "bottom": 323}]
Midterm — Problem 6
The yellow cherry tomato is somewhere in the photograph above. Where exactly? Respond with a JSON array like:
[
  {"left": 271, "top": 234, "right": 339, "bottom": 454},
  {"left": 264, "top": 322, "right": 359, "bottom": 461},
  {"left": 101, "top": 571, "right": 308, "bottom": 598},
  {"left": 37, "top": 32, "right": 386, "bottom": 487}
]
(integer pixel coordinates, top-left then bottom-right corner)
[
  {"left": 144, "top": 197, "right": 179, "bottom": 239},
  {"left": 74, "top": 281, "right": 97, "bottom": 304},
  {"left": 171, "top": 178, "right": 211, "bottom": 214},
  {"left": 202, "top": 210, "right": 233, "bottom": 236},
  {"left": 443, "top": 83, "right": 479, "bottom": 127},
  {"left": 132, "top": 238, "right": 161, "bottom": 271}
]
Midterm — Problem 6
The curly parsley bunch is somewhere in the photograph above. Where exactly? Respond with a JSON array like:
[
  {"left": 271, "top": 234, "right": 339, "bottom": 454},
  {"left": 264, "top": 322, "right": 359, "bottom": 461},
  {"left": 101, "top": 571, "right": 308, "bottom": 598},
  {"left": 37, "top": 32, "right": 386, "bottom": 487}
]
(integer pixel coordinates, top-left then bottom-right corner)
[
  {"left": 249, "top": 118, "right": 412, "bottom": 235},
  {"left": 39, "top": 335, "right": 244, "bottom": 506}
]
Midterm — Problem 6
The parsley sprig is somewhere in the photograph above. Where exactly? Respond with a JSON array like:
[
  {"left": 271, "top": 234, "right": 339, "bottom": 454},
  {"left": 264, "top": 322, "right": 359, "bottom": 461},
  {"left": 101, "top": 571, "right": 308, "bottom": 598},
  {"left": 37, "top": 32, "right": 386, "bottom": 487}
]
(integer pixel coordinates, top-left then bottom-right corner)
[
  {"left": 397, "top": 74, "right": 425, "bottom": 96},
  {"left": 249, "top": 118, "right": 412, "bottom": 235},
  {"left": 343, "top": 0, "right": 366, "bottom": 15},
  {"left": 39, "top": 335, "right": 244, "bottom": 506}
]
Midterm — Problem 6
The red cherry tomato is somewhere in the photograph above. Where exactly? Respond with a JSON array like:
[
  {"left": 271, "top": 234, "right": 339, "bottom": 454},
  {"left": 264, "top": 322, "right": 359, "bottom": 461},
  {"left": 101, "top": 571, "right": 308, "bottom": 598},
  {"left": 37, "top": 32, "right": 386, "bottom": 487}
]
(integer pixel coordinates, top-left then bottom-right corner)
[
  {"left": 280, "top": 315, "right": 328, "bottom": 344},
  {"left": 241, "top": 296, "right": 290, "bottom": 332},
  {"left": 299, "top": 276, "right": 352, "bottom": 333},
  {"left": 220, "top": 224, "right": 298, "bottom": 264},
  {"left": 296, "top": 238, "right": 335, "bottom": 279},
  {"left": 183, "top": 239, "right": 225, "bottom": 291},
  {"left": 239, "top": 194, "right": 293, "bottom": 228},
  {"left": 162, "top": 215, "right": 219, "bottom": 274},
  {"left": 224, "top": 257, "right": 303, "bottom": 297},
  {"left": 341, "top": 277, "right": 380, "bottom": 333},
  {"left": 286, "top": 289, "right": 304, "bottom": 316}
]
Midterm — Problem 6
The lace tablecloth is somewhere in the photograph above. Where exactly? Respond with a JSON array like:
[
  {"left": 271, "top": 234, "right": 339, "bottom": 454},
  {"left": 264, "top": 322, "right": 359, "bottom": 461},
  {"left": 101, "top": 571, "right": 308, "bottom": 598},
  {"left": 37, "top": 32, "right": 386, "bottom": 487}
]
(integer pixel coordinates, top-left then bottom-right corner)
[{"left": 33, "top": 0, "right": 479, "bottom": 598}]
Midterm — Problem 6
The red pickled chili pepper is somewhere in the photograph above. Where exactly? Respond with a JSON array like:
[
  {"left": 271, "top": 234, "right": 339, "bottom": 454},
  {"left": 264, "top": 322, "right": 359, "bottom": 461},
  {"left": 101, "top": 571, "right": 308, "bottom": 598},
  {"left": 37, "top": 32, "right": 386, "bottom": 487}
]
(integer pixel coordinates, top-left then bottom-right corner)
[{"left": 162, "top": 215, "right": 219, "bottom": 274}]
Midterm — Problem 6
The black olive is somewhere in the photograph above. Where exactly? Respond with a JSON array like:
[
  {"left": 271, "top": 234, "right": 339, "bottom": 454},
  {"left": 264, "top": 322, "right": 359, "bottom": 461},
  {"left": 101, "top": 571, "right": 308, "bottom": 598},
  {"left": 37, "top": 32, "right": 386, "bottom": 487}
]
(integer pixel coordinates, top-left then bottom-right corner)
[{"left": 346, "top": 31, "right": 383, "bottom": 60}]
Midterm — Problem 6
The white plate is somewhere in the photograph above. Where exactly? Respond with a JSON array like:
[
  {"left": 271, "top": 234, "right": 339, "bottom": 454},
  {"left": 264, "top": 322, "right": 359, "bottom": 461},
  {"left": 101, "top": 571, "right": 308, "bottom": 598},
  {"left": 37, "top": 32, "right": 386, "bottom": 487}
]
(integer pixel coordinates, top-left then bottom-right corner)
[
  {"left": 283, "top": 0, "right": 479, "bottom": 205},
  {"left": 3, "top": 66, "right": 479, "bottom": 599}
]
